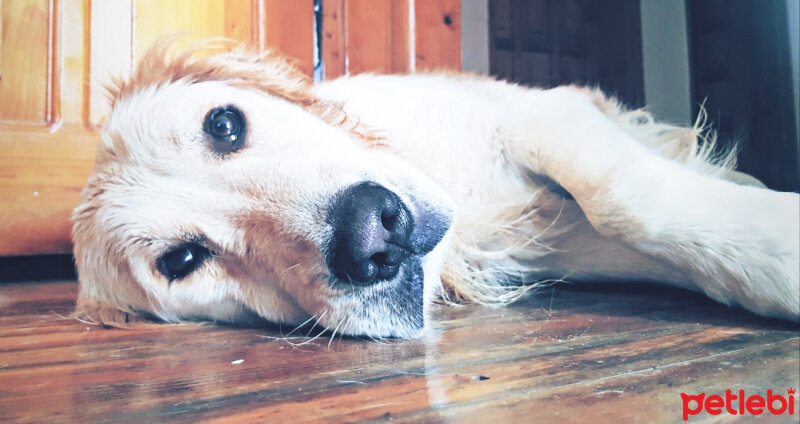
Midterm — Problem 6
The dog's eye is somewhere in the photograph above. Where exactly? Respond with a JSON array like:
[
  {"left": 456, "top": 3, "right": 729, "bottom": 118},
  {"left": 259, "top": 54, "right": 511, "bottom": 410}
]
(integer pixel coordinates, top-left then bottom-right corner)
[
  {"left": 204, "top": 107, "right": 245, "bottom": 153},
  {"left": 158, "top": 243, "right": 210, "bottom": 281}
]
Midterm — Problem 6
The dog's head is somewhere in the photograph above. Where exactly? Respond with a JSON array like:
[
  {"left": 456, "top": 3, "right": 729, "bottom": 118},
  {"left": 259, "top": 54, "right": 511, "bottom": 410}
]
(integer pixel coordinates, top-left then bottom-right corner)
[{"left": 71, "top": 41, "right": 454, "bottom": 338}]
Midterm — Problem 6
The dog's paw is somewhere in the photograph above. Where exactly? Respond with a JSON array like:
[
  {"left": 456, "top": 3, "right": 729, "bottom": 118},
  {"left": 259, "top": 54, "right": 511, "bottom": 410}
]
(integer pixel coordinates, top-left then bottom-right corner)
[
  {"left": 699, "top": 191, "right": 799, "bottom": 323},
  {"left": 739, "top": 191, "right": 799, "bottom": 322}
]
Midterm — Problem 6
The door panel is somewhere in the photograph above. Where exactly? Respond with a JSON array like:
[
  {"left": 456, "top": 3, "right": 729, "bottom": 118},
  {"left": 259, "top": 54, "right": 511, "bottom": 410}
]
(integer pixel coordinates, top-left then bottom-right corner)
[
  {"left": 414, "top": 0, "right": 461, "bottom": 70},
  {"left": 0, "top": 0, "right": 52, "bottom": 124}
]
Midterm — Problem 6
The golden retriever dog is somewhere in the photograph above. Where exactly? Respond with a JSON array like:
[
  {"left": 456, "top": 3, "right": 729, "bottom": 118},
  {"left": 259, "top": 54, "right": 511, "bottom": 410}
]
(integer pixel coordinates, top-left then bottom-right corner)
[{"left": 71, "top": 41, "right": 799, "bottom": 338}]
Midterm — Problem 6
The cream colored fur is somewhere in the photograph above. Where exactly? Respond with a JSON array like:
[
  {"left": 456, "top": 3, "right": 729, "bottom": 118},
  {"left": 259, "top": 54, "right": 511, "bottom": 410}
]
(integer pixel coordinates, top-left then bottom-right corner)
[{"left": 72, "top": 42, "right": 800, "bottom": 338}]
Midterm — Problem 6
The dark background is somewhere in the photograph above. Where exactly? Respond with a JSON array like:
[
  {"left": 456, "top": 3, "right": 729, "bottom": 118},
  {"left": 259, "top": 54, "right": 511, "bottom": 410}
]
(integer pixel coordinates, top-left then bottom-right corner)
[{"left": 489, "top": 0, "right": 799, "bottom": 193}]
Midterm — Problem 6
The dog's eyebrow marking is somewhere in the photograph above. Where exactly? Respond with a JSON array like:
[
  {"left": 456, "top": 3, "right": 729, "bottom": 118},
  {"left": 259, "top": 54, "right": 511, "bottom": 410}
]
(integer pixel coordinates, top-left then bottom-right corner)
[{"left": 128, "top": 236, "right": 155, "bottom": 248}]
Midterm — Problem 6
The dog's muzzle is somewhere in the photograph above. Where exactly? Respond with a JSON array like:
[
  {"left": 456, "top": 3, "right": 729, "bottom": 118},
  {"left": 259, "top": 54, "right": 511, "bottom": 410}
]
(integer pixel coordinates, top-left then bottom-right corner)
[{"left": 327, "top": 182, "right": 449, "bottom": 285}]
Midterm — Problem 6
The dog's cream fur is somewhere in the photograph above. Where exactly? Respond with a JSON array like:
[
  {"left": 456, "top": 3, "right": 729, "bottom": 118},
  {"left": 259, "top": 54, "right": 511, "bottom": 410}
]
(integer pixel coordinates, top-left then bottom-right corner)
[{"left": 72, "top": 41, "right": 800, "bottom": 338}]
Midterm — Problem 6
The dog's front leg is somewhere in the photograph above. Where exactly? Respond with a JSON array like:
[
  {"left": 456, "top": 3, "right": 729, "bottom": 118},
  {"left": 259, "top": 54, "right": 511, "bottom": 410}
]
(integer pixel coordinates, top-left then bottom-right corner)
[{"left": 501, "top": 87, "right": 799, "bottom": 321}]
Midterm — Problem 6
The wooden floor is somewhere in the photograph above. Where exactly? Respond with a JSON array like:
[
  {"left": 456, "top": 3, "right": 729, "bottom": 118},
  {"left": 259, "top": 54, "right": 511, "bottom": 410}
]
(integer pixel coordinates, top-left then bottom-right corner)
[{"left": 1, "top": 280, "right": 798, "bottom": 423}]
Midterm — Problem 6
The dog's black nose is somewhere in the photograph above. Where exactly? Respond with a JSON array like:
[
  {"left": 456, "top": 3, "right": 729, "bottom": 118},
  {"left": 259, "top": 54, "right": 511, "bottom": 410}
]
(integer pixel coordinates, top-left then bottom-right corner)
[{"left": 328, "top": 183, "right": 414, "bottom": 285}]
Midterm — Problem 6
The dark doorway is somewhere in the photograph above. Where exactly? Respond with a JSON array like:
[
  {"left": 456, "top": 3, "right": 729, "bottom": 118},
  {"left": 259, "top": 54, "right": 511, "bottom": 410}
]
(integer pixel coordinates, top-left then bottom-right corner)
[
  {"left": 688, "top": 0, "right": 799, "bottom": 192},
  {"left": 488, "top": 0, "right": 798, "bottom": 192},
  {"left": 489, "top": 0, "right": 644, "bottom": 107}
]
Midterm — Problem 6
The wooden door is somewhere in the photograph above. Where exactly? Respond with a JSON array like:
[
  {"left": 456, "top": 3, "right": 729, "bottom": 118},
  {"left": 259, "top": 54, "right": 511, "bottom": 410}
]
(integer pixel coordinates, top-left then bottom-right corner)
[
  {"left": 321, "top": 0, "right": 461, "bottom": 78},
  {"left": 1, "top": 1, "right": 460, "bottom": 258}
]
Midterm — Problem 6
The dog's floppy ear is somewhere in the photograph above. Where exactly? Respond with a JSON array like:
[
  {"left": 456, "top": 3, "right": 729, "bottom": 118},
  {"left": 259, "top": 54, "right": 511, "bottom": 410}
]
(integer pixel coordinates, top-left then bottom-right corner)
[
  {"left": 71, "top": 174, "right": 162, "bottom": 329},
  {"left": 70, "top": 262, "right": 162, "bottom": 329}
]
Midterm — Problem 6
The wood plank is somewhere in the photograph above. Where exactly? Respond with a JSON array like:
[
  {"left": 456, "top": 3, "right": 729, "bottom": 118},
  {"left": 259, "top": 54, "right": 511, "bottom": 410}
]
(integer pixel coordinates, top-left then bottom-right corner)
[
  {"left": 388, "top": 0, "right": 411, "bottom": 73},
  {"left": 321, "top": 0, "right": 346, "bottom": 79},
  {"left": 1, "top": 281, "right": 797, "bottom": 422},
  {"left": 224, "top": 0, "right": 258, "bottom": 44},
  {"left": 395, "top": 339, "right": 800, "bottom": 423},
  {"left": 264, "top": 0, "right": 314, "bottom": 76},
  {"left": 60, "top": 0, "right": 89, "bottom": 125},
  {"left": 0, "top": 0, "right": 52, "bottom": 124},
  {"left": 323, "top": 0, "right": 411, "bottom": 78},
  {"left": 343, "top": 0, "right": 409, "bottom": 74},
  {"left": 414, "top": 0, "right": 460, "bottom": 71}
]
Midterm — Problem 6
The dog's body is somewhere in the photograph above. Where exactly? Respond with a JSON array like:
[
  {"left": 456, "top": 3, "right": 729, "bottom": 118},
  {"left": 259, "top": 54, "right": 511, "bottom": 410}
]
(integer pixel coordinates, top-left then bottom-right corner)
[{"left": 72, "top": 43, "right": 799, "bottom": 338}]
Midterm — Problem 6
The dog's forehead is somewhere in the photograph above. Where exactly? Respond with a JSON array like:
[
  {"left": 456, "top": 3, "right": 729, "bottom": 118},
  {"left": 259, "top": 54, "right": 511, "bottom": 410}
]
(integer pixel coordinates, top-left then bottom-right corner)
[
  {"left": 102, "top": 81, "right": 225, "bottom": 159},
  {"left": 101, "top": 79, "right": 313, "bottom": 165}
]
